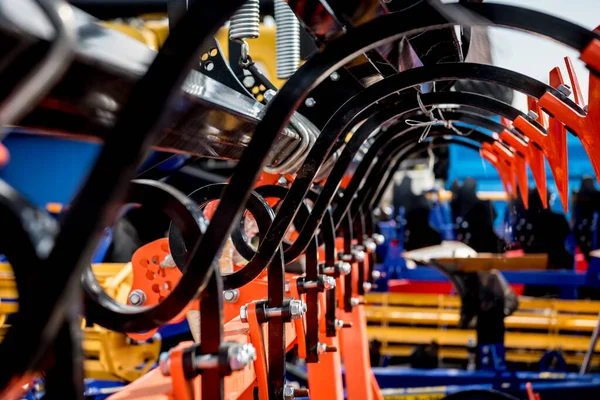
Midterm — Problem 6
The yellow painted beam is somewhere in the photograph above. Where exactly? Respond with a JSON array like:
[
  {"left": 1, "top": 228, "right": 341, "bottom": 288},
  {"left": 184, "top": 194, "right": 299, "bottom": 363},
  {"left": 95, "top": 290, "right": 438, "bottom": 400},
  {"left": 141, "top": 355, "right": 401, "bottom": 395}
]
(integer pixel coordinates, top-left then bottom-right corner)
[
  {"left": 367, "top": 326, "right": 600, "bottom": 353},
  {"left": 365, "top": 306, "right": 600, "bottom": 331}
]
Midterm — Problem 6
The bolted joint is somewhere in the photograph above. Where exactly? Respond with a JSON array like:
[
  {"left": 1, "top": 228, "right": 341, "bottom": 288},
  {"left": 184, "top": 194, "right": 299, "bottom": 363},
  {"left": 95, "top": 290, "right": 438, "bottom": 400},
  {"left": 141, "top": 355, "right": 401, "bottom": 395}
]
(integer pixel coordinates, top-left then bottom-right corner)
[
  {"left": 339, "top": 261, "right": 352, "bottom": 275},
  {"left": 129, "top": 289, "right": 146, "bottom": 306},
  {"left": 364, "top": 239, "right": 377, "bottom": 253},
  {"left": 363, "top": 282, "right": 372, "bottom": 293},
  {"left": 288, "top": 299, "right": 307, "bottom": 320},
  {"left": 353, "top": 249, "right": 366, "bottom": 262},
  {"left": 316, "top": 342, "right": 338, "bottom": 354},
  {"left": 371, "top": 270, "right": 382, "bottom": 280},
  {"left": 556, "top": 84, "right": 572, "bottom": 97},
  {"left": 372, "top": 233, "right": 385, "bottom": 246},
  {"left": 323, "top": 276, "right": 336, "bottom": 290},
  {"left": 263, "top": 89, "right": 277, "bottom": 103},
  {"left": 283, "top": 384, "right": 310, "bottom": 400},
  {"left": 335, "top": 319, "right": 353, "bottom": 329},
  {"left": 298, "top": 275, "right": 336, "bottom": 293},
  {"left": 224, "top": 289, "right": 240, "bottom": 303},
  {"left": 239, "top": 305, "right": 249, "bottom": 323},
  {"left": 227, "top": 343, "right": 257, "bottom": 372},
  {"left": 350, "top": 297, "right": 365, "bottom": 307}
]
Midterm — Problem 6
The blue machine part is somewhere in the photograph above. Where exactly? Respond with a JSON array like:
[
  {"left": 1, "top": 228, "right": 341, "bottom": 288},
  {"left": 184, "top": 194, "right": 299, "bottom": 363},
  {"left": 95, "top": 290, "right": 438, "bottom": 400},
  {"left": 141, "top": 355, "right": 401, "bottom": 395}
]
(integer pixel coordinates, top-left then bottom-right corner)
[
  {"left": 83, "top": 379, "right": 127, "bottom": 400},
  {"left": 372, "top": 367, "right": 600, "bottom": 399}
]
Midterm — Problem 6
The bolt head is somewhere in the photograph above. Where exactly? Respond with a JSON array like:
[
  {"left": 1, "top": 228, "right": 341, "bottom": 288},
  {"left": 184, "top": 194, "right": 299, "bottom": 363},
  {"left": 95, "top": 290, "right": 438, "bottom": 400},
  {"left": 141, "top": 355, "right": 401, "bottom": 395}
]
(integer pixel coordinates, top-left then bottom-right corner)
[
  {"left": 224, "top": 289, "right": 240, "bottom": 303},
  {"left": 527, "top": 110, "right": 539, "bottom": 121},
  {"left": 316, "top": 342, "right": 327, "bottom": 355},
  {"left": 353, "top": 250, "right": 366, "bottom": 262},
  {"left": 335, "top": 319, "right": 344, "bottom": 329},
  {"left": 289, "top": 299, "right": 307, "bottom": 320},
  {"left": 372, "top": 270, "right": 381, "bottom": 280},
  {"left": 264, "top": 89, "right": 277, "bottom": 103},
  {"left": 228, "top": 343, "right": 257, "bottom": 371},
  {"left": 350, "top": 297, "right": 360, "bottom": 307},
  {"left": 240, "top": 305, "right": 249, "bottom": 323},
  {"left": 305, "top": 97, "right": 316, "bottom": 107},
  {"left": 322, "top": 276, "right": 336, "bottom": 290},
  {"left": 557, "top": 83, "right": 572, "bottom": 97},
  {"left": 365, "top": 240, "right": 377, "bottom": 253},
  {"left": 339, "top": 262, "right": 352, "bottom": 275},
  {"left": 129, "top": 290, "right": 146, "bottom": 306},
  {"left": 330, "top": 72, "right": 340, "bottom": 81},
  {"left": 277, "top": 176, "right": 288, "bottom": 186},
  {"left": 373, "top": 233, "right": 385, "bottom": 245},
  {"left": 283, "top": 384, "right": 296, "bottom": 399},
  {"left": 363, "top": 282, "right": 372, "bottom": 292}
]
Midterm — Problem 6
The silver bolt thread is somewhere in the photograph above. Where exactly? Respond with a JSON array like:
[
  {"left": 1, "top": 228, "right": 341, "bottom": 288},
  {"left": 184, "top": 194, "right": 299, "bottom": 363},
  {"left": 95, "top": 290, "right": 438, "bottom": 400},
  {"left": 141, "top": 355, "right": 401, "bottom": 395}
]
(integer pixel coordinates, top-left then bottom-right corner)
[
  {"left": 274, "top": 0, "right": 300, "bottom": 79},
  {"left": 229, "top": 0, "right": 260, "bottom": 42}
]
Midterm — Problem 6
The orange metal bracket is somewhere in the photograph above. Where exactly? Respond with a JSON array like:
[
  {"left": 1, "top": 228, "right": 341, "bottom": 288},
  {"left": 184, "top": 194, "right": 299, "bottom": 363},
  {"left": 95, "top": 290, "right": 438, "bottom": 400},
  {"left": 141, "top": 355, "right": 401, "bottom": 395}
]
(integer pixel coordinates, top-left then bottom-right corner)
[
  {"left": 127, "top": 239, "right": 190, "bottom": 341},
  {"left": 499, "top": 130, "right": 531, "bottom": 209},
  {"left": 514, "top": 70, "right": 570, "bottom": 212},
  {"left": 480, "top": 147, "right": 511, "bottom": 198},
  {"left": 490, "top": 142, "right": 518, "bottom": 199},
  {"left": 500, "top": 113, "right": 548, "bottom": 208},
  {"left": 246, "top": 303, "right": 269, "bottom": 400},
  {"left": 538, "top": 39, "right": 600, "bottom": 185},
  {"left": 170, "top": 349, "right": 194, "bottom": 400},
  {"left": 289, "top": 276, "right": 308, "bottom": 359}
]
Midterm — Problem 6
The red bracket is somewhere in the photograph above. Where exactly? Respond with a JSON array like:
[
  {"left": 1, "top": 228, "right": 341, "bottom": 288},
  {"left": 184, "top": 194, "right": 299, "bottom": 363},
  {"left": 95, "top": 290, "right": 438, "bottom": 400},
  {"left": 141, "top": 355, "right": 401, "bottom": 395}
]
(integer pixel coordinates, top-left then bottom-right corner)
[
  {"left": 480, "top": 146, "right": 511, "bottom": 198},
  {"left": 499, "top": 130, "right": 532, "bottom": 209},
  {"left": 490, "top": 141, "right": 518, "bottom": 200},
  {"left": 538, "top": 39, "right": 600, "bottom": 186},
  {"left": 514, "top": 68, "right": 570, "bottom": 213}
]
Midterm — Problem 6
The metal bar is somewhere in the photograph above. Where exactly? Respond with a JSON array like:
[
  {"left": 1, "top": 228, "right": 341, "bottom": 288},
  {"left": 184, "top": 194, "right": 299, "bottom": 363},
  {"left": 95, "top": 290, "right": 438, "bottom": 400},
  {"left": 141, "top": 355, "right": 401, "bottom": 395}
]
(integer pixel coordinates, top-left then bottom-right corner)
[{"left": 581, "top": 312, "right": 600, "bottom": 374}]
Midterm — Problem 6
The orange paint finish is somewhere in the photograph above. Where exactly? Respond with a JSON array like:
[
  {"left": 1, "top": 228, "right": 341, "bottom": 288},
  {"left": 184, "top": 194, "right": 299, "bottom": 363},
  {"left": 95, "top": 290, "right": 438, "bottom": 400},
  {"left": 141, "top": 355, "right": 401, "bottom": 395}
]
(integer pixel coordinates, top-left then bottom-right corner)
[
  {"left": 538, "top": 39, "right": 600, "bottom": 186},
  {"left": 127, "top": 239, "right": 192, "bottom": 341},
  {"left": 499, "top": 130, "right": 531, "bottom": 209},
  {"left": 340, "top": 304, "right": 373, "bottom": 400},
  {"left": 308, "top": 335, "right": 344, "bottom": 400},
  {"left": 480, "top": 147, "right": 511, "bottom": 198}
]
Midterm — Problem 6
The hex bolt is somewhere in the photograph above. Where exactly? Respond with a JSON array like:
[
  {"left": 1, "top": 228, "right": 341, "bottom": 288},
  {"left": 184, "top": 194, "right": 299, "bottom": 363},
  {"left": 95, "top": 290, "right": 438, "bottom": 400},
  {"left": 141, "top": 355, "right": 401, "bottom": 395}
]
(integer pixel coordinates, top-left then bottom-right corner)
[
  {"left": 284, "top": 384, "right": 309, "bottom": 399},
  {"left": 288, "top": 299, "right": 307, "bottom": 320},
  {"left": 277, "top": 176, "right": 289, "bottom": 186},
  {"left": 330, "top": 71, "right": 340, "bottom": 81},
  {"left": 323, "top": 276, "right": 336, "bottom": 290},
  {"left": 527, "top": 110, "right": 539, "bottom": 121},
  {"left": 228, "top": 343, "right": 257, "bottom": 371},
  {"left": 285, "top": 280, "right": 291, "bottom": 293},
  {"left": 557, "top": 84, "right": 572, "bottom": 97},
  {"left": 363, "top": 282, "right": 372, "bottom": 292},
  {"left": 339, "top": 262, "right": 352, "bottom": 275},
  {"left": 129, "top": 290, "right": 146, "bottom": 306},
  {"left": 304, "top": 97, "right": 316, "bottom": 107},
  {"left": 372, "top": 233, "right": 385, "bottom": 245},
  {"left": 302, "top": 276, "right": 336, "bottom": 291},
  {"left": 316, "top": 342, "right": 337, "bottom": 354},
  {"left": 350, "top": 297, "right": 365, "bottom": 307},
  {"left": 263, "top": 89, "right": 277, "bottom": 103},
  {"left": 371, "top": 270, "right": 382, "bottom": 280},
  {"left": 240, "top": 305, "right": 249, "bottom": 323},
  {"left": 224, "top": 289, "right": 240, "bottom": 303},
  {"left": 353, "top": 249, "right": 366, "bottom": 262},
  {"left": 364, "top": 239, "right": 377, "bottom": 253},
  {"left": 160, "top": 254, "right": 176, "bottom": 268},
  {"left": 341, "top": 253, "right": 353, "bottom": 262},
  {"left": 335, "top": 319, "right": 352, "bottom": 329}
]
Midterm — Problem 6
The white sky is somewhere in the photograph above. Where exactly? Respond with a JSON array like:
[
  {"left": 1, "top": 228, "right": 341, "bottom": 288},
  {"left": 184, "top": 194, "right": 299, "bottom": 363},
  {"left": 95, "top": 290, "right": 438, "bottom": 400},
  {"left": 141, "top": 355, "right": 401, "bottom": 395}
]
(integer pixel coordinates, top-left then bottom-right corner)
[{"left": 486, "top": 0, "right": 599, "bottom": 110}]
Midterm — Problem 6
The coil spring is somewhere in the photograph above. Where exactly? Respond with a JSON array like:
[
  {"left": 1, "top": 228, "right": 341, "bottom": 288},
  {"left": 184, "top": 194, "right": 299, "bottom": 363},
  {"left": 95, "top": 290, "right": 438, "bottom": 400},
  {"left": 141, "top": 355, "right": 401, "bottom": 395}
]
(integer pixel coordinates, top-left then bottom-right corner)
[
  {"left": 274, "top": 0, "right": 300, "bottom": 79},
  {"left": 229, "top": 0, "right": 260, "bottom": 42}
]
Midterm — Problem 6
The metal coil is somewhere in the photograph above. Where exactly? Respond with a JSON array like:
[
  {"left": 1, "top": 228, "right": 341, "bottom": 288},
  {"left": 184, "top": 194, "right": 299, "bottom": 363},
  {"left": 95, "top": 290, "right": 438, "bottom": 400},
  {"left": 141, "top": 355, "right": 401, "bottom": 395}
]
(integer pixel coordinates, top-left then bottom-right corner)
[
  {"left": 274, "top": 0, "right": 300, "bottom": 79},
  {"left": 229, "top": 0, "right": 260, "bottom": 42}
]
